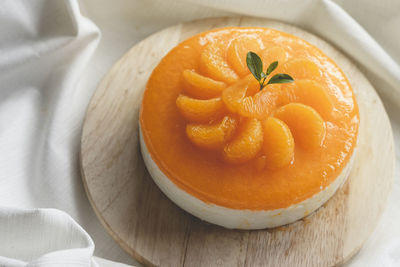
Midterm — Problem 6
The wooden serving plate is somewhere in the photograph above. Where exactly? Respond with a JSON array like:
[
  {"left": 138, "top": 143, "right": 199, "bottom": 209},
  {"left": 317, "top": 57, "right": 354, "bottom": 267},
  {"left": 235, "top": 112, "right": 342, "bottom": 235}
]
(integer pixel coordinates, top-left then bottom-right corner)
[{"left": 80, "top": 17, "right": 394, "bottom": 266}]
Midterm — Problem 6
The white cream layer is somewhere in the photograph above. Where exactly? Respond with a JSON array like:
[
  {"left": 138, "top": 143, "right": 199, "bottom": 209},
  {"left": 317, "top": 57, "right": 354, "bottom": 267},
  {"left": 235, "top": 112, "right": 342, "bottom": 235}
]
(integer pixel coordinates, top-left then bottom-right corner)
[{"left": 139, "top": 125, "right": 353, "bottom": 229}]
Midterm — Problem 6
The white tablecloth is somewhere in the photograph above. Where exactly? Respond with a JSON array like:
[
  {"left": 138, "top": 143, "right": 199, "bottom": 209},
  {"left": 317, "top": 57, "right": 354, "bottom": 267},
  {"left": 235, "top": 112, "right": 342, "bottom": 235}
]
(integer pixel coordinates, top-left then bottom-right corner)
[{"left": 0, "top": 0, "right": 399, "bottom": 266}]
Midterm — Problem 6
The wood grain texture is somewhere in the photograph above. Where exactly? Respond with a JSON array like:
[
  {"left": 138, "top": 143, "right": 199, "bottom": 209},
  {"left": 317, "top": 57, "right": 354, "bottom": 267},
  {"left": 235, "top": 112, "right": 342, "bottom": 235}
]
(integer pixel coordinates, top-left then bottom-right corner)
[{"left": 80, "top": 17, "right": 394, "bottom": 267}]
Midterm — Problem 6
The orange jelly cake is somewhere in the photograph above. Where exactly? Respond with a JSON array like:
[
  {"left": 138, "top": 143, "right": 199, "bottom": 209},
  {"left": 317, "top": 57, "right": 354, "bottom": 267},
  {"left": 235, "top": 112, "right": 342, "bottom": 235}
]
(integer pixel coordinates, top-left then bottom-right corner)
[{"left": 139, "top": 27, "right": 359, "bottom": 229}]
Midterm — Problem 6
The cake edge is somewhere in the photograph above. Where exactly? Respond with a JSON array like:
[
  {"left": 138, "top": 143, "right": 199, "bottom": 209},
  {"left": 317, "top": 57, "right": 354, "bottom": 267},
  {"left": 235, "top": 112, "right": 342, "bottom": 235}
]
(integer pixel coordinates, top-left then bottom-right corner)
[{"left": 139, "top": 123, "right": 355, "bottom": 229}]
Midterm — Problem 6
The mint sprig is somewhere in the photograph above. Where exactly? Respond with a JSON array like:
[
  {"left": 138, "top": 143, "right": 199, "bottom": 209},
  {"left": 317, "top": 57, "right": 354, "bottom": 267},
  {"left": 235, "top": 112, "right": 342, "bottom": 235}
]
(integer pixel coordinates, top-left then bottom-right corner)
[{"left": 246, "top": 51, "right": 294, "bottom": 90}]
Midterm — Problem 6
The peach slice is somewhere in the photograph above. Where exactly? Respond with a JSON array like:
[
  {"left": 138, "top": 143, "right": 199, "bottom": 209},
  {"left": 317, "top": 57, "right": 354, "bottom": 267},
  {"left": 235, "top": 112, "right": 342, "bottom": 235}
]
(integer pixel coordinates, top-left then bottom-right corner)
[
  {"left": 186, "top": 116, "right": 238, "bottom": 150},
  {"left": 260, "top": 46, "right": 288, "bottom": 71},
  {"left": 200, "top": 42, "right": 239, "bottom": 84},
  {"left": 274, "top": 103, "right": 326, "bottom": 150},
  {"left": 176, "top": 94, "right": 225, "bottom": 123},
  {"left": 222, "top": 76, "right": 278, "bottom": 119},
  {"left": 239, "top": 88, "right": 278, "bottom": 119},
  {"left": 227, "top": 36, "right": 262, "bottom": 77},
  {"left": 279, "top": 80, "right": 334, "bottom": 119},
  {"left": 223, "top": 118, "right": 263, "bottom": 163},
  {"left": 281, "top": 58, "right": 321, "bottom": 80},
  {"left": 182, "top": 69, "right": 226, "bottom": 99},
  {"left": 222, "top": 75, "right": 255, "bottom": 113},
  {"left": 262, "top": 117, "right": 294, "bottom": 169}
]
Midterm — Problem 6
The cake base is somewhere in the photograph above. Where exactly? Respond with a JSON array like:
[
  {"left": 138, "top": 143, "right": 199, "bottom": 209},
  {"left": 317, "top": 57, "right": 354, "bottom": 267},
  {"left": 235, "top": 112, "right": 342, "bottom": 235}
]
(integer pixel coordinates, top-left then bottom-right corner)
[
  {"left": 80, "top": 17, "right": 394, "bottom": 266},
  {"left": 139, "top": 125, "right": 355, "bottom": 229}
]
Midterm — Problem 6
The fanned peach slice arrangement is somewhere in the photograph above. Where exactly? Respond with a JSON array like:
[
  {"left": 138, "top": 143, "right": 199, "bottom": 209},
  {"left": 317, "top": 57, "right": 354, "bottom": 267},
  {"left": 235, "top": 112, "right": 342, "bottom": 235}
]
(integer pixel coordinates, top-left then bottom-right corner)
[{"left": 177, "top": 36, "right": 332, "bottom": 169}]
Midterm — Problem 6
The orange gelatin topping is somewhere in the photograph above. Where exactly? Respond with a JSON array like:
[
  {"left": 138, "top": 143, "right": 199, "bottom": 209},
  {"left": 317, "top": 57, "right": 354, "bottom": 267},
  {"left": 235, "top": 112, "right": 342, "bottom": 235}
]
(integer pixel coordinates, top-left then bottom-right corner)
[{"left": 140, "top": 27, "right": 359, "bottom": 210}]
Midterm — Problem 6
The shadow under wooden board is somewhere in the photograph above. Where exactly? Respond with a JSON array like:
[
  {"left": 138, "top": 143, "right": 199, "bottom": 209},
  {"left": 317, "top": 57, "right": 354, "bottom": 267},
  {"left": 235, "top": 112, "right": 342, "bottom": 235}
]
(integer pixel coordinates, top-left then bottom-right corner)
[{"left": 80, "top": 17, "right": 394, "bottom": 267}]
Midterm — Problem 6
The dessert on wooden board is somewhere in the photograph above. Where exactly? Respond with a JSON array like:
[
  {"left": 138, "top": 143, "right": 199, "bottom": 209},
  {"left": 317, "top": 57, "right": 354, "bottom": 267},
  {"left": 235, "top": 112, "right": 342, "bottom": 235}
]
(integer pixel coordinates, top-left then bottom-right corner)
[{"left": 139, "top": 27, "right": 359, "bottom": 229}]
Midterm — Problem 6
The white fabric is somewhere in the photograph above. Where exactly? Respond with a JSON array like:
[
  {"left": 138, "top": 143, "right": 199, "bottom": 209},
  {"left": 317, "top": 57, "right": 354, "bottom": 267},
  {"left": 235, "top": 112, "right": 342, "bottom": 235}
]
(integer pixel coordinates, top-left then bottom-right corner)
[
  {"left": 0, "top": 207, "right": 95, "bottom": 267},
  {"left": 0, "top": 0, "right": 399, "bottom": 266}
]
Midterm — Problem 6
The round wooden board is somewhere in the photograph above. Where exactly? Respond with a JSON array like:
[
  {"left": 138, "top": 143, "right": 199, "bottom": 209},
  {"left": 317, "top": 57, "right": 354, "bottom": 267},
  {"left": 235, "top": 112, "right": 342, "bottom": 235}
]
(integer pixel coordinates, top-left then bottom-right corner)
[{"left": 80, "top": 17, "right": 394, "bottom": 267}]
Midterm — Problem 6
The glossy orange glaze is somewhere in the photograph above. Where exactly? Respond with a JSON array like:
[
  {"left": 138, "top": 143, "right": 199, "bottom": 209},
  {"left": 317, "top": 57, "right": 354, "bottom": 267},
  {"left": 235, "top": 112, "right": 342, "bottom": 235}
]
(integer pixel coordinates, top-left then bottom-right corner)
[{"left": 140, "top": 27, "right": 359, "bottom": 210}]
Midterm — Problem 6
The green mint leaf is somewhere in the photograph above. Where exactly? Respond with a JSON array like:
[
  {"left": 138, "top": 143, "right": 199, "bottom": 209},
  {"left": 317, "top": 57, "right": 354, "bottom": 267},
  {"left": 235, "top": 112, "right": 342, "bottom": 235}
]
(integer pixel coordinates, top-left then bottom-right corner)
[
  {"left": 260, "top": 72, "right": 267, "bottom": 79},
  {"left": 246, "top": 51, "right": 263, "bottom": 81},
  {"left": 266, "top": 61, "right": 278, "bottom": 76},
  {"left": 267, "top": 73, "right": 294, "bottom": 85}
]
